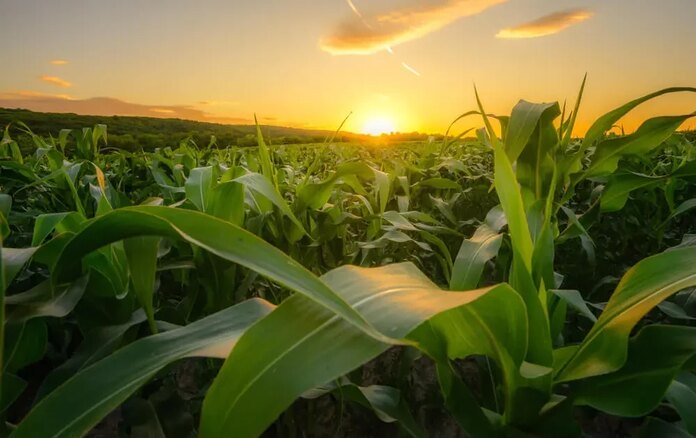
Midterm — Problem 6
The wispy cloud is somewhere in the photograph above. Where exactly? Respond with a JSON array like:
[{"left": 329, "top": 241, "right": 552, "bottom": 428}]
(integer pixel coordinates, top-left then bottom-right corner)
[
  {"left": 39, "top": 75, "right": 72, "bottom": 88},
  {"left": 0, "top": 92, "right": 253, "bottom": 124},
  {"left": 50, "top": 59, "right": 69, "bottom": 65},
  {"left": 321, "top": 0, "right": 507, "bottom": 55},
  {"left": 496, "top": 8, "right": 593, "bottom": 39},
  {"left": 401, "top": 62, "right": 421, "bottom": 76}
]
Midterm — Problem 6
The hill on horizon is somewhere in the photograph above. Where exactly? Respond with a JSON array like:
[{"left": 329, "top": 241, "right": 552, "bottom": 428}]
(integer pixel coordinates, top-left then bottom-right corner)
[{"left": 0, "top": 108, "right": 436, "bottom": 151}]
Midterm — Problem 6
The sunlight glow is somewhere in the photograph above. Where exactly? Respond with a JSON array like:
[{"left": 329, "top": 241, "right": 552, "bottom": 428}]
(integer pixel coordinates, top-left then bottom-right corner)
[{"left": 362, "top": 117, "right": 396, "bottom": 135}]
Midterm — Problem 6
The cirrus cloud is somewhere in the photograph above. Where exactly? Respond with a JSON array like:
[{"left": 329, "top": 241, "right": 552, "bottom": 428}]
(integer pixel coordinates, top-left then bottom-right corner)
[
  {"left": 321, "top": 0, "right": 507, "bottom": 55},
  {"left": 496, "top": 8, "right": 593, "bottom": 39},
  {"left": 39, "top": 75, "right": 72, "bottom": 88},
  {"left": 50, "top": 59, "right": 69, "bottom": 65}
]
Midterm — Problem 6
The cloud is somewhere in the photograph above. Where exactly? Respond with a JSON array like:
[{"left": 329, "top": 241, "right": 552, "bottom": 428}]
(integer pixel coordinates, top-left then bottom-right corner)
[
  {"left": 401, "top": 62, "right": 421, "bottom": 76},
  {"left": 0, "top": 92, "right": 253, "bottom": 125},
  {"left": 39, "top": 75, "right": 72, "bottom": 88},
  {"left": 50, "top": 59, "right": 69, "bottom": 65},
  {"left": 496, "top": 8, "right": 593, "bottom": 39},
  {"left": 321, "top": 0, "right": 507, "bottom": 55}
]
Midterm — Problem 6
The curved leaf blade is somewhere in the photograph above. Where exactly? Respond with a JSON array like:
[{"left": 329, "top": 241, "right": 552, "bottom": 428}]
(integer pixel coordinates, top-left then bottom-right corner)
[{"left": 11, "top": 299, "right": 274, "bottom": 438}]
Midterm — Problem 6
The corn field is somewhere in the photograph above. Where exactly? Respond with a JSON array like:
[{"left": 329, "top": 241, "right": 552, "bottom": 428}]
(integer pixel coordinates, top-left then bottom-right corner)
[{"left": 1, "top": 85, "right": 695, "bottom": 437}]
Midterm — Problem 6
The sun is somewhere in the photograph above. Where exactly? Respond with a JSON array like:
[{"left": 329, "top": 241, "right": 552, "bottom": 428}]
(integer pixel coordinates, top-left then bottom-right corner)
[{"left": 362, "top": 117, "right": 396, "bottom": 136}]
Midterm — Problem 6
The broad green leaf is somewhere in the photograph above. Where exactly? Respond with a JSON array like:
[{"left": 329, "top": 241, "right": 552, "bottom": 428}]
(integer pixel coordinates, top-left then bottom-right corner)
[
  {"left": 413, "top": 178, "right": 461, "bottom": 190},
  {"left": 3, "top": 319, "right": 47, "bottom": 372},
  {"left": 36, "top": 310, "right": 147, "bottom": 400},
  {"left": 573, "top": 325, "right": 696, "bottom": 417},
  {"left": 450, "top": 222, "right": 503, "bottom": 290},
  {"left": 583, "top": 87, "right": 696, "bottom": 148},
  {"left": 475, "top": 88, "right": 534, "bottom": 270},
  {"left": 7, "top": 275, "right": 89, "bottom": 324},
  {"left": 31, "top": 213, "right": 75, "bottom": 246},
  {"left": 550, "top": 289, "right": 596, "bottom": 322},
  {"left": 124, "top": 236, "right": 160, "bottom": 333},
  {"left": 661, "top": 198, "right": 696, "bottom": 227},
  {"left": 585, "top": 114, "right": 696, "bottom": 178},
  {"left": 200, "top": 263, "right": 521, "bottom": 437},
  {"left": 185, "top": 166, "right": 216, "bottom": 212},
  {"left": 505, "top": 100, "right": 559, "bottom": 163},
  {"left": 51, "top": 206, "right": 388, "bottom": 343},
  {"left": 296, "top": 162, "right": 374, "bottom": 210},
  {"left": 11, "top": 299, "right": 273, "bottom": 438},
  {"left": 600, "top": 173, "right": 664, "bottom": 212},
  {"left": 234, "top": 172, "right": 306, "bottom": 234},
  {"left": 2, "top": 247, "right": 38, "bottom": 288},
  {"left": 666, "top": 374, "right": 696, "bottom": 435},
  {"left": 515, "top": 105, "right": 559, "bottom": 205},
  {"left": 554, "top": 248, "right": 696, "bottom": 382},
  {"left": 209, "top": 167, "right": 245, "bottom": 225}
]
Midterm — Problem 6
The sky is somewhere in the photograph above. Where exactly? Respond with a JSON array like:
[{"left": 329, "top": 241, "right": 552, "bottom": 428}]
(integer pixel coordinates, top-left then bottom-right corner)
[{"left": 0, "top": 0, "right": 695, "bottom": 135}]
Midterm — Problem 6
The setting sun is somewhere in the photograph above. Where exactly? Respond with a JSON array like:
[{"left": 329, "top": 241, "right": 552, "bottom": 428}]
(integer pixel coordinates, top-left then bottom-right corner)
[{"left": 362, "top": 117, "right": 396, "bottom": 135}]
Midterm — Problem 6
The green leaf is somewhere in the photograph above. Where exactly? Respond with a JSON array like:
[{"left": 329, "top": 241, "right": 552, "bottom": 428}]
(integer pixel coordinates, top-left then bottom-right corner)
[
  {"left": 3, "top": 319, "right": 47, "bottom": 372},
  {"left": 585, "top": 114, "right": 696, "bottom": 179},
  {"left": 31, "top": 213, "right": 77, "bottom": 246},
  {"left": 7, "top": 275, "right": 90, "bottom": 324},
  {"left": 254, "top": 115, "right": 276, "bottom": 186},
  {"left": 550, "top": 289, "right": 597, "bottom": 322},
  {"left": 296, "top": 162, "right": 374, "bottom": 210},
  {"left": 661, "top": 198, "right": 696, "bottom": 227},
  {"left": 209, "top": 167, "right": 245, "bottom": 225},
  {"left": 11, "top": 298, "right": 274, "bottom": 438},
  {"left": 583, "top": 87, "right": 696, "bottom": 148},
  {"left": 572, "top": 325, "right": 696, "bottom": 416},
  {"left": 666, "top": 374, "right": 696, "bottom": 435},
  {"left": 2, "top": 247, "right": 39, "bottom": 288},
  {"left": 414, "top": 178, "right": 461, "bottom": 190},
  {"left": 600, "top": 173, "right": 665, "bottom": 212},
  {"left": 554, "top": 248, "right": 696, "bottom": 382},
  {"left": 51, "top": 206, "right": 389, "bottom": 343},
  {"left": 200, "top": 262, "right": 521, "bottom": 437},
  {"left": 234, "top": 172, "right": 306, "bottom": 235},
  {"left": 0, "top": 194, "right": 11, "bottom": 220},
  {"left": 450, "top": 222, "right": 503, "bottom": 291},
  {"left": 505, "top": 100, "right": 559, "bottom": 163},
  {"left": 36, "top": 310, "right": 147, "bottom": 400},
  {"left": 124, "top": 236, "right": 160, "bottom": 333},
  {"left": 185, "top": 166, "right": 216, "bottom": 212},
  {"left": 474, "top": 88, "right": 534, "bottom": 271}
]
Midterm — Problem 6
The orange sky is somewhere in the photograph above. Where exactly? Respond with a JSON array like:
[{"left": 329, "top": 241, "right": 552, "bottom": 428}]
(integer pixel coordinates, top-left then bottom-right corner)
[{"left": 1, "top": 0, "right": 694, "bottom": 135}]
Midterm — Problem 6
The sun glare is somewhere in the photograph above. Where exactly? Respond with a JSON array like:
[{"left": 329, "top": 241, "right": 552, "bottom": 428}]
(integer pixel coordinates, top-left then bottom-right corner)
[{"left": 362, "top": 117, "right": 396, "bottom": 135}]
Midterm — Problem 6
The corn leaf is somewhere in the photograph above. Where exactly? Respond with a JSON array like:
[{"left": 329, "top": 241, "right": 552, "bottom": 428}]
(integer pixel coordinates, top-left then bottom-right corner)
[
  {"left": 554, "top": 248, "right": 696, "bottom": 382},
  {"left": 10, "top": 298, "right": 273, "bottom": 438},
  {"left": 200, "top": 262, "right": 522, "bottom": 437}
]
